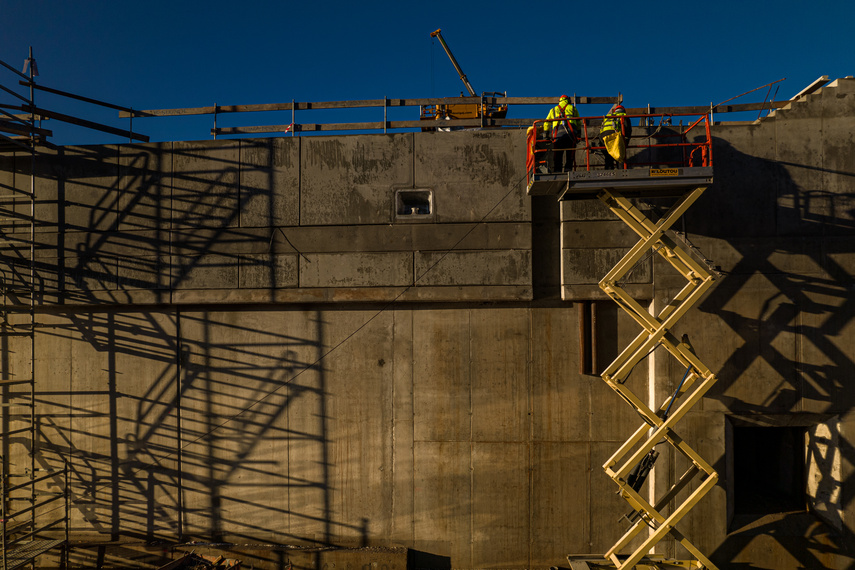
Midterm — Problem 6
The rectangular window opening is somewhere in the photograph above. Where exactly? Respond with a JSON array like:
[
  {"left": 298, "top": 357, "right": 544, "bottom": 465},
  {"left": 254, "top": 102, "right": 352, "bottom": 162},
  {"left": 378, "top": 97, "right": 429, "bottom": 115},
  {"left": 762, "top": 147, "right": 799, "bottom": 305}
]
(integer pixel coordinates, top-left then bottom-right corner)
[{"left": 396, "top": 189, "right": 433, "bottom": 218}]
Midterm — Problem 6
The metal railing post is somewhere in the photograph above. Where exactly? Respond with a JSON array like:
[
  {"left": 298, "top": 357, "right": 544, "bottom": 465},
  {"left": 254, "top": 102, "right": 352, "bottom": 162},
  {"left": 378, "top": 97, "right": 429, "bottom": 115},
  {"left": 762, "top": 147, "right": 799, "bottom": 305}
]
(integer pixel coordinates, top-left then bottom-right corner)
[{"left": 2, "top": 472, "right": 7, "bottom": 570}]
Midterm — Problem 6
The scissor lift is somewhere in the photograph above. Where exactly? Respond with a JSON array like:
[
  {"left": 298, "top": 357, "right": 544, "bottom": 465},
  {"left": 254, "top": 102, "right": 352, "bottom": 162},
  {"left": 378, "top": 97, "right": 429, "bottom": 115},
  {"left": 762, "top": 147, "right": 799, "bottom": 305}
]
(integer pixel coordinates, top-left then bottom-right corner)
[{"left": 528, "top": 113, "right": 719, "bottom": 569}]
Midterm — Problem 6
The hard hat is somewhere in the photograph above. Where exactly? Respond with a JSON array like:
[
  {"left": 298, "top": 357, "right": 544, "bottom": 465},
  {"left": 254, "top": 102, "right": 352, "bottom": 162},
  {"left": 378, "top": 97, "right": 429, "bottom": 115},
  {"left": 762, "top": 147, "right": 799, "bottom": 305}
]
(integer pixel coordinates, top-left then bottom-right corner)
[
  {"left": 614, "top": 105, "right": 625, "bottom": 113},
  {"left": 559, "top": 94, "right": 569, "bottom": 104}
]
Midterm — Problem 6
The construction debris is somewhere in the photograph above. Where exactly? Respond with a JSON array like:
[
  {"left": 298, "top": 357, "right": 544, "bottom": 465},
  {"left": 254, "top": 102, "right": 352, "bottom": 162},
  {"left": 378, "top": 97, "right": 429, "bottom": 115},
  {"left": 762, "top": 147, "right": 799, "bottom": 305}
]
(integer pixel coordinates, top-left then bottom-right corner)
[{"left": 157, "top": 552, "right": 242, "bottom": 570}]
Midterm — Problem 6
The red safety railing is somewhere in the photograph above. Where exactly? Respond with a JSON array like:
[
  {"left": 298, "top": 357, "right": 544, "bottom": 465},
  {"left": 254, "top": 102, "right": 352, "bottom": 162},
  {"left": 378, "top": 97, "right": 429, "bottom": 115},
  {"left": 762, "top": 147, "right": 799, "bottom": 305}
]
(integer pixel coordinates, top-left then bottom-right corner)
[{"left": 527, "top": 112, "right": 713, "bottom": 185}]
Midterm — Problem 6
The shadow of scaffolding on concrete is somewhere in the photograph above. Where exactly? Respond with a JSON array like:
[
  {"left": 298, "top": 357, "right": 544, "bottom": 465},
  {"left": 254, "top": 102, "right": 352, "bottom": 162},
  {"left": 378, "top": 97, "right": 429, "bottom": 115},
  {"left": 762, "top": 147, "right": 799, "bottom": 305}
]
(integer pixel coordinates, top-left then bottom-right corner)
[
  {"left": 676, "top": 135, "right": 855, "bottom": 568},
  {"left": 0, "top": 140, "right": 380, "bottom": 569}
]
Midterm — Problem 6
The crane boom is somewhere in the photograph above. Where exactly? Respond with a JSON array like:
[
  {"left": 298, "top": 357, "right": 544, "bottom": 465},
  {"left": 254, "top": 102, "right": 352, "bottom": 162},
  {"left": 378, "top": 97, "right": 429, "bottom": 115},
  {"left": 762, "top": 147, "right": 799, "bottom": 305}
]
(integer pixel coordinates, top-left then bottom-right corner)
[
  {"left": 430, "top": 29, "right": 476, "bottom": 97},
  {"left": 420, "top": 27, "right": 507, "bottom": 127}
]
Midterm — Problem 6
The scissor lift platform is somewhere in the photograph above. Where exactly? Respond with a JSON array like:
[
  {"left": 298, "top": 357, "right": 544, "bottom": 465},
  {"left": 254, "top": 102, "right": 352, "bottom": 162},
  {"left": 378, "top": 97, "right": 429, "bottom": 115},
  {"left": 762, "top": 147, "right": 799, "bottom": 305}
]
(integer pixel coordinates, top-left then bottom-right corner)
[
  {"left": 526, "top": 166, "right": 714, "bottom": 201},
  {"left": 527, "top": 112, "right": 720, "bottom": 569}
]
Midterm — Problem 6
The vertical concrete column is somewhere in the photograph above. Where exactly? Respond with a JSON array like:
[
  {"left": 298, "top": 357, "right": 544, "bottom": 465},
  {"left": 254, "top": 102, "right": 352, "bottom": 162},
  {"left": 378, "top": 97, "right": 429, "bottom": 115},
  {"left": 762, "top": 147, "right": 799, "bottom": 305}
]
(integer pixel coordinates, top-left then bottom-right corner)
[{"left": 648, "top": 296, "right": 675, "bottom": 557}]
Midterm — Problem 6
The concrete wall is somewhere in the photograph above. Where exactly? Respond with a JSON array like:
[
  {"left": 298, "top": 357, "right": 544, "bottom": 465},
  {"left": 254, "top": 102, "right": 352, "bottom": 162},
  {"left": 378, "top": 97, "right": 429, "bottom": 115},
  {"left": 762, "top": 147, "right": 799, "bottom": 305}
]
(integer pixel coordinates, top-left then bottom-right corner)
[
  {"left": 2, "top": 130, "right": 530, "bottom": 306},
  {"left": 1, "top": 78, "right": 855, "bottom": 569}
]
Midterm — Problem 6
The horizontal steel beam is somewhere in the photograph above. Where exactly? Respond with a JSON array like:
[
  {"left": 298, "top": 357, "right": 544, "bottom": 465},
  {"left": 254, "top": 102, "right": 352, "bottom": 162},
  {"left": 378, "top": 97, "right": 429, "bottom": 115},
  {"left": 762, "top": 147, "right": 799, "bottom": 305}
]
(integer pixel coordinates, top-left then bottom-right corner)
[
  {"left": 212, "top": 117, "right": 540, "bottom": 135},
  {"left": 20, "top": 80, "right": 135, "bottom": 113},
  {"left": 0, "top": 119, "right": 52, "bottom": 138},
  {"left": 0, "top": 131, "right": 36, "bottom": 151},
  {"left": 22, "top": 105, "right": 149, "bottom": 142}
]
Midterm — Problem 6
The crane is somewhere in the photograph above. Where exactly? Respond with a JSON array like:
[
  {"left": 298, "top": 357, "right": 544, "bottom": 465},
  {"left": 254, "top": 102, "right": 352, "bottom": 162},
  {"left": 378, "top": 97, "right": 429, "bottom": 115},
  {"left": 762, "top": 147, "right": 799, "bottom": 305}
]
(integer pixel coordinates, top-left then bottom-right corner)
[
  {"left": 430, "top": 28, "right": 476, "bottom": 97},
  {"left": 421, "top": 28, "right": 508, "bottom": 127}
]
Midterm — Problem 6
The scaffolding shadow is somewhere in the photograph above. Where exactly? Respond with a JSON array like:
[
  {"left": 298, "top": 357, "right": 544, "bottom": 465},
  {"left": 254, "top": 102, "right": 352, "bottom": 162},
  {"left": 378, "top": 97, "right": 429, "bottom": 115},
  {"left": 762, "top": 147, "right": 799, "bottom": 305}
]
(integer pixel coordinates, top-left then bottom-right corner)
[
  {"left": 676, "top": 136, "right": 855, "bottom": 568},
  {"left": 0, "top": 139, "right": 378, "bottom": 569}
]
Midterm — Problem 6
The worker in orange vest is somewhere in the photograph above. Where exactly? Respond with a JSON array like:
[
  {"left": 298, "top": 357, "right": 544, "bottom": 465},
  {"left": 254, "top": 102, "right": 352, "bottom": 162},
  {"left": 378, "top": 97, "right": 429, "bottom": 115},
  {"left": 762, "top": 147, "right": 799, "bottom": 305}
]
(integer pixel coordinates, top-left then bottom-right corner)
[{"left": 543, "top": 95, "right": 581, "bottom": 172}]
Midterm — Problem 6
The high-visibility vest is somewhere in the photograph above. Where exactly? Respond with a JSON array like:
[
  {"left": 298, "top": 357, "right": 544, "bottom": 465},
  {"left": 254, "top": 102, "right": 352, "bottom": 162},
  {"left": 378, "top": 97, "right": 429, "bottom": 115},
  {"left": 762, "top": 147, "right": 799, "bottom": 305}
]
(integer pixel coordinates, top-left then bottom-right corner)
[
  {"left": 544, "top": 101, "right": 580, "bottom": 138},
  {"left": 601, "top": 110, "right": 630, "bottom": 138}
]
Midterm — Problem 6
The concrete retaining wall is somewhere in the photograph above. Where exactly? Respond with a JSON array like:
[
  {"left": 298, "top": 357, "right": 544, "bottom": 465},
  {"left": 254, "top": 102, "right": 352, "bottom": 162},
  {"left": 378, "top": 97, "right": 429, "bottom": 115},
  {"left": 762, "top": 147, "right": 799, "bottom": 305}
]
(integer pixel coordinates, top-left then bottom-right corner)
[{"left": 2, "top": 78, "right": 855, "bottom": 569}]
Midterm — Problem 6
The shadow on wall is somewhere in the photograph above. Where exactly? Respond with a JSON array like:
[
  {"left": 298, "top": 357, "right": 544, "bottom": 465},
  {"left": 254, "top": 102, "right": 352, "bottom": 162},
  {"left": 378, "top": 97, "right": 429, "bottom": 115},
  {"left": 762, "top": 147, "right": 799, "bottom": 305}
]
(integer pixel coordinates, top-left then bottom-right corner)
[
  {"left": 682, "top": 137, "right": 855, "bottom": 567},
  {"left": 0, "top": 139, "right": 296, "bottom": 305},
  {"left": 23, "top": 308, "right": 367, "bottom": 569},
  {"left": 0, "top": 140, "right": 377, "bottom": 569}
]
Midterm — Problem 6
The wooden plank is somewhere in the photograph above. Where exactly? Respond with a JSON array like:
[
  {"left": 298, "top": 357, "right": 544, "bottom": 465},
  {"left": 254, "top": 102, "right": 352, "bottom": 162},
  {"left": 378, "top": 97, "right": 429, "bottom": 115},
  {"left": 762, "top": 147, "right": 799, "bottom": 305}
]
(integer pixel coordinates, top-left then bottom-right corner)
[
  {"left": 298, "top": 121, "right": 392, "bottom": 132},
  {"left": 124, "top": 99, "right": 420, "bottom": 117},
  {"left": 124, "top": 95, "right": 619, "bottom": 118},
  {"left": 149, "top": 97, "right": 787, "bottom": 140},
  {"left": 626, "top": 100, "right": 788, "bottom": 115},
  {"left": 299, "top": 99, "right": 396, "bottom": 109},
  {"left": 123, "top": 100, "right": 389, "bottom": 117},
  {"left": 211, "top": 113, "right": 719, "bottom": 136},
  {"left": 1, "top": 108, "right": 30, "bottom": 122},
  {"left": 213, "top": 116, "right": 568, "bottom": 135},
  {"left": 504, "top": 96, "right": 619, "bottom": 105},
  {"left": 130, "top": 97, "right": 784, "bottom": 126},
  {"left": 123, "top": 105, "right": 220, "bottom": 117}
]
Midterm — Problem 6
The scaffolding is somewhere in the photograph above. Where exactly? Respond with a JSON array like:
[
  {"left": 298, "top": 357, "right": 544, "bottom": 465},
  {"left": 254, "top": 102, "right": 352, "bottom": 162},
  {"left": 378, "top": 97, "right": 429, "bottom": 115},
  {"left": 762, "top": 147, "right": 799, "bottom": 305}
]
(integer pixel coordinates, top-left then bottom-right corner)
[
  {"left": 0, "top": 50, "right": 69, "bottom": 570},
  {"left": 529, "top": 113, "right": 721, "bottom": 569},
  {"left": 0, "top": 46, "right": 147, "bottom": 569}
]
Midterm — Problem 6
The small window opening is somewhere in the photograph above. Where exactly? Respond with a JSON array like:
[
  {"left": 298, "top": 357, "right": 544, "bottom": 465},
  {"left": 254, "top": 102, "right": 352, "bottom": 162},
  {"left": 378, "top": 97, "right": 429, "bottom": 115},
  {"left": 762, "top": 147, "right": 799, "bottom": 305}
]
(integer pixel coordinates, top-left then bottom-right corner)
[
  {"left": 396, "top": 189, "right": 433, "bottom": 217},
  {"left": 734, "top": 426, "right": 805, "bottom": 515}
]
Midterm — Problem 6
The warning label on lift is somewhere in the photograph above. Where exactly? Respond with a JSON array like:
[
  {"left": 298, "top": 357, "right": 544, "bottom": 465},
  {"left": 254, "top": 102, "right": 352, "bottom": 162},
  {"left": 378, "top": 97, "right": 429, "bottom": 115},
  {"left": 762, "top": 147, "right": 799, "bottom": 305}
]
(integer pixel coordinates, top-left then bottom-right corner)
[{"left": 650, "top": 168, "right": 681, "bottom": 176}]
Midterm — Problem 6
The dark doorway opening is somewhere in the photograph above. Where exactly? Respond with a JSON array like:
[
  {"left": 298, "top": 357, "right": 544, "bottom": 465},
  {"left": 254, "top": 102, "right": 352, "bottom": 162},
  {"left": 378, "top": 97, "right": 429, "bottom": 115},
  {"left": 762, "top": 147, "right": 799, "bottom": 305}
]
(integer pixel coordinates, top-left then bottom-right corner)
[{"left": 733, "top": 426, "right": 806, "bottom": 515}]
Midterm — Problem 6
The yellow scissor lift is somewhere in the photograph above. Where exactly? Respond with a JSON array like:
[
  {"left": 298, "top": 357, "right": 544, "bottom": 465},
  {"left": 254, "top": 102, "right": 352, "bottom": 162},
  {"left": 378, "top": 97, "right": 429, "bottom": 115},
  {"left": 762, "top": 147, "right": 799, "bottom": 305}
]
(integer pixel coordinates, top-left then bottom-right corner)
[{"left": 527, "top": 113, "right": 719, "bottom": 570}]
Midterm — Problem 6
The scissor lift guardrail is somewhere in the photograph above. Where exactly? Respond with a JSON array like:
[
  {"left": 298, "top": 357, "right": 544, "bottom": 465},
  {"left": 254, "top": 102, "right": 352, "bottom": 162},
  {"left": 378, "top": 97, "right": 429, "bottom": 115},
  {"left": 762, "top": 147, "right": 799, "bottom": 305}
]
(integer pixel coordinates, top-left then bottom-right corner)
[
  {"left": 529, "top": 114, "right": 720, "bottom": 569},
  {"left": 526, "top": 111, "right": 714, "bottom": 201}
]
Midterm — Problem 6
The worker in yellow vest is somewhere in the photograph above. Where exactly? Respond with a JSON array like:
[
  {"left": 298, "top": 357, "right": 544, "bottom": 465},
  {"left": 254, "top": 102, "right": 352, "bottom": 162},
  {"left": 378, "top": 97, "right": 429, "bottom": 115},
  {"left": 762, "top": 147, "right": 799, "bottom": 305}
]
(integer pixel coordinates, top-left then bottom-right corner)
[
  {"left": 599, "top": 104, "right": 632, "bottom": 169},
  {"left": 543, "top": 95, "right": 581, "bottom": 172}
]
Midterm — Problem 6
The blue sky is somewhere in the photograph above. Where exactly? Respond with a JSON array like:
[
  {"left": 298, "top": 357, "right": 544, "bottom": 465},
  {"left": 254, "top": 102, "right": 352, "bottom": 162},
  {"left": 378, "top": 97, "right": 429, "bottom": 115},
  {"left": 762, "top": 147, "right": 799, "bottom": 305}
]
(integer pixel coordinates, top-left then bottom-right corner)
[{"left": 2, "top": 0, "right": 852, "bottom": 145}]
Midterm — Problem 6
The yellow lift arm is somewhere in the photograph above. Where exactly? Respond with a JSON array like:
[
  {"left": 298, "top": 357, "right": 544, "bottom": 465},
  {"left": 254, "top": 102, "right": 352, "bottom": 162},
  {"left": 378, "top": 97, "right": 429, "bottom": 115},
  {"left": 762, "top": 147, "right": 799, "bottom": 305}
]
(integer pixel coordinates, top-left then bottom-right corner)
[
  {"left": 595, "top": 187, "right": 719, "bottom": 570},
  {"left": 568, "top": 185, "right": 720, "bottom": 570}
]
